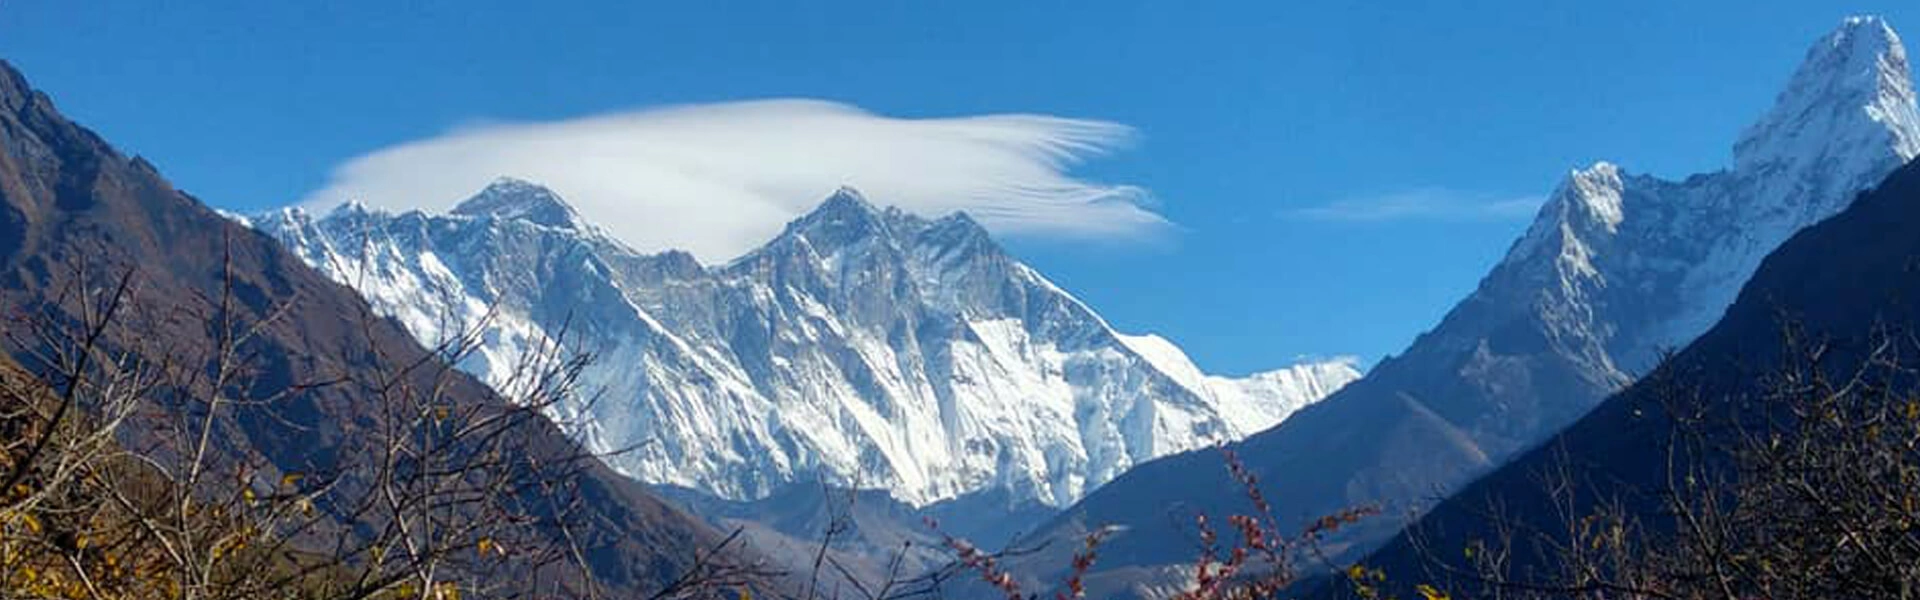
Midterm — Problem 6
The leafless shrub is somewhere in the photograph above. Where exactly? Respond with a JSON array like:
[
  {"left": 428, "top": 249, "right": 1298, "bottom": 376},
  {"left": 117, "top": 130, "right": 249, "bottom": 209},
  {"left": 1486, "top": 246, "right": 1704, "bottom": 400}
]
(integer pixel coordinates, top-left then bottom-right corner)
[
  {"left": 0, "top": 243, "right": 772, "bottom": 599},
  {"left": 1411, "top": 322, "right": 1920, "bottom": 599}
]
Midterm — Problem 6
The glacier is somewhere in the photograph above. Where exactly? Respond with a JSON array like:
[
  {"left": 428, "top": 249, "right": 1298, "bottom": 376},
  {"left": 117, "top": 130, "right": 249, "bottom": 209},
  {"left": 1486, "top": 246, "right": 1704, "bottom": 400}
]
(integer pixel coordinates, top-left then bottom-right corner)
[{"left": 254, "top": 183, "right": 1358, "bottom": 507}]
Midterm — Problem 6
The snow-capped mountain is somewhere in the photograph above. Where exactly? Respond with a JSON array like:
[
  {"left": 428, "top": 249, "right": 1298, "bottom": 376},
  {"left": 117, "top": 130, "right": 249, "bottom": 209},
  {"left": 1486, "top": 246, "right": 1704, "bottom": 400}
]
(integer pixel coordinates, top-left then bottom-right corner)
[
  {"left": 253, "top": 184, "right": 1358, "bottom": 508},
  {"left": 1372, "top": 14, "right": 1920, "bottom": 461},
  {"left": 1522, "top": 13, "right": 1920, "bottom": 378},
  {"left": 1362, "top": 112, "right": 1920, "bottom": 600},
  {"left": 1014, "top": 15, "right": 1920, "bottom": 586}
]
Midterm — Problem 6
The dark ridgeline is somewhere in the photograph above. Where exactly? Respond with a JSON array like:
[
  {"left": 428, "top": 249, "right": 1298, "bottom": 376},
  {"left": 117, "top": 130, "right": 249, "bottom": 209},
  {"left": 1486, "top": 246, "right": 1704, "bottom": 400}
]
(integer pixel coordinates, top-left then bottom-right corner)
[
  {"left": 0, "top": 59, "right": 736, "bottom": 596},
  {"left": 1006, "top": 16, "right": 1919, "bottom": 598},
  {"left": 1346, "top": 154, "right": 1920, "bottom": 596}
]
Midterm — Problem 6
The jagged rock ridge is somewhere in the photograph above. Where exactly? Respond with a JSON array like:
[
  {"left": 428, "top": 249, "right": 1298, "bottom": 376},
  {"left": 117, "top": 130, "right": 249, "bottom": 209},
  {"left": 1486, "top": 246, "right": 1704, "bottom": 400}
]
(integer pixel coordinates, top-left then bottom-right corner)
[
  {"left": 255, "top": 184, "right": 1360, "bottom": 508},
  {"left": 1011, "top": 16, "right": 1920, "bottom": 596}
]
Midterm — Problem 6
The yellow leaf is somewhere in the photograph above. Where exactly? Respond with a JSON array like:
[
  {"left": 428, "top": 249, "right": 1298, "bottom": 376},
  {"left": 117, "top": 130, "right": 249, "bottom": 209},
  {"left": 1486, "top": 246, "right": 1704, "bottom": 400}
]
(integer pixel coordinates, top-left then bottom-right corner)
[
  {"left": 281, "top": 472, "right": 304, "bottom": 488},
  {"left": 1417, "top": 584, "right": 1451, "bottom": 600}
]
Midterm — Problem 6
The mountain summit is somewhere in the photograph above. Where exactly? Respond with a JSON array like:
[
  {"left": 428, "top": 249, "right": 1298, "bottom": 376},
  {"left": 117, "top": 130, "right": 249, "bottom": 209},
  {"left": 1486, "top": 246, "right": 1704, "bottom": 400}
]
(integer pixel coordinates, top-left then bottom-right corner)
[
  {"left": 1735, "top": 15, "right": 1919, "bottom": 175},
  {"left": 1017, "top": 16, "right": 1920, "bottom": 592},
  {"left": 254, "top": 182, "right": 1360, "bottom": 509},
  {"left": 0, "top": 59, "right": 724, "bottom": 595},
  {"left": 1361, "top": 130, "right": 1920, "bottom": 600},
  {"left": 451, "top": 176, "right": 593, "bottom": 230}
]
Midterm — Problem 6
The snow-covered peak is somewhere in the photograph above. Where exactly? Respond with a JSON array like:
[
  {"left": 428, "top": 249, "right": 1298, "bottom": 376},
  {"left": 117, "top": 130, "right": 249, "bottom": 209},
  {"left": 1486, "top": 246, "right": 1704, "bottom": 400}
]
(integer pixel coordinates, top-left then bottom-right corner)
[
  {"left": 329, "top": 199, "right": 375, "bottom": 218},
  {"left": 1559, "top": 161, "right": 1626, "bottom": 232},
  {"left": 1735, "top": 15, "right": 1920, "bottom": 173},
  {"left": 784, "top": 186, "right": 888, "bottom": 240},
  {"left": 1505, "top": 161, "right": 1625, "bottom": 267},
  {"left": 253, "top": 183, "right": 1361, "bottom": 509},
  {"left": 909, "top": 211, "right": 997, "bottom": 262},
  {"left": 451, "top": 177, "right": 587, "bottom": 230}
]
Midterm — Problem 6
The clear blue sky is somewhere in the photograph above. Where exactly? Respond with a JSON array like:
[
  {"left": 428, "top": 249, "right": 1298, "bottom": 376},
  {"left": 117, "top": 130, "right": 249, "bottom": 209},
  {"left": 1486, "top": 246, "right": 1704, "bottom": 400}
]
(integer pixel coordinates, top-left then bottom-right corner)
[{"left": 3, "top": 2, "right": 1914, "bottom": 374}]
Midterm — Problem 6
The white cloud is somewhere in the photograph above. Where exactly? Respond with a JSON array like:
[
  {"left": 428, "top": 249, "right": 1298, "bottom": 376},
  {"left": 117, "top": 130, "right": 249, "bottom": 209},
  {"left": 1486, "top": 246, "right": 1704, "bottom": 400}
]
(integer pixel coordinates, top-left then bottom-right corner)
[
  {"left": 1287, "top": 188, "right": 1543, "bottom": 222},
  {"left": 300, "top": 99, "right": 1167, "bottom": 261}
]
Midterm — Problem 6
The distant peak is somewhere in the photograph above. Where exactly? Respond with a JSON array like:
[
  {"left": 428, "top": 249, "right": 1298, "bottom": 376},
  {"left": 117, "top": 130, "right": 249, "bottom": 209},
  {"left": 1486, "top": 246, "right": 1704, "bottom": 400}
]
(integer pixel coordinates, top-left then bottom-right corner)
[
  {"left": 816, "top": 186, "right": 879, "bottom": 216},
  {"left": 758, "top": 187, "right": 903, "bottom": 261},
  {"left": 1571, "top": 161, "right": 1621, "bottom": 182},
  {"left": 329, "top": 199, "right": 374, "bottom": 218},
  {"left": 450, "top": 177, "right": 585, "bottom": 229},
  {"left": 1734, "top": 15, "right": 1919, "bottom": 171},
  {"left": 938, "top": 210, "right": 985, "bottom": 229},
  {"left": 1557, "top": 161, "right": 1626, "bottom": 230},
  {"left": 1841, "top": 15, "right": 1896, "bottom": 37},
  {"left": 481, "top": 176, "right": 547, "bottom": 194},
  {"left": 906, "top": 210, "right": 1001, "bottom": 262},
  {"left": 927, "top": 210, "right": 991, "bottom": 241},
  {"left": 788, "top": 186, "right": 885, "bottom": 229},
  {"left": 1503, "top": 161, "right": 1627, "bottom": 266}
]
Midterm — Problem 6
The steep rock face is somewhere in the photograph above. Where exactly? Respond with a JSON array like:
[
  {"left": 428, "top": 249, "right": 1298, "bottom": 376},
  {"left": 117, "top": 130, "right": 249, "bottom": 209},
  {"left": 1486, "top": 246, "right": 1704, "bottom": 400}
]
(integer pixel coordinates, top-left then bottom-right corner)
[
  {"left": 255, "top": 185, "right": 1359, "bottom": 508},
  {"left": 1355, "top": 144, "right": 1920, "bottom": 599},
  {"left": 1018, "top": 16, "right": 1920, "bottom": 594},
  {"left": 0, "top": 60, "right": 723, "bottom": 594}
]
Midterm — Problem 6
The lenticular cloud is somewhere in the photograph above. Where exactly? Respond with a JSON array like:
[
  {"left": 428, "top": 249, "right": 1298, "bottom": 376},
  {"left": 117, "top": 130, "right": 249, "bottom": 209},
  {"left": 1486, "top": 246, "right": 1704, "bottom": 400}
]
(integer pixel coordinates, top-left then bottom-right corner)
[{"left": 300, "top": 99, "right": 1166, "bottom": 260}]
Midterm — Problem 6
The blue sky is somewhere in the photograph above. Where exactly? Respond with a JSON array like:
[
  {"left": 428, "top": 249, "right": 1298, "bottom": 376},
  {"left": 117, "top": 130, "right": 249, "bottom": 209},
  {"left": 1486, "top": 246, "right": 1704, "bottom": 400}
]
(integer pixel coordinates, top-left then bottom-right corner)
[{"left": 3, "top": 1, "right": 1915, "bottom": 374}]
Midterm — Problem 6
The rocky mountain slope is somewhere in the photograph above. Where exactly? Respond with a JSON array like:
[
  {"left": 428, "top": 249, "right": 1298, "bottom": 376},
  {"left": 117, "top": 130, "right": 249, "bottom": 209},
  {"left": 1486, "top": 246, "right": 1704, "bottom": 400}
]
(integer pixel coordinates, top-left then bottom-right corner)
[
  {"left": 0, "top": 59, "right": 728, "bottom": 596},
  {"left": 1354, "top": 141, "right": 1920, "bottom": 599},
  {"left": 252, "top": 182, "right": 1359, "bottom": 509},
  {"left": 1011, "top": 15, "right": 1920, "bottom": 596}
]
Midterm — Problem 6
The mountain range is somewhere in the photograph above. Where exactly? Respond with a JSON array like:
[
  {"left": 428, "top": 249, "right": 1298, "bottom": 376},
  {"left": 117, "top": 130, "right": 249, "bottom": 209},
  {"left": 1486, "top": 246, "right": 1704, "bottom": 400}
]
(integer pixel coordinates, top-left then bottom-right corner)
[
  {"left": 5, "top": 12, "right": 1908, "bottom": 600},
  {"left": 1355, "top": 110, "right": 1920, "bottom": 600},
  {"left": 0, "top": 59, "right": 731, "bottom": 595},
  {"left": 1005, "top": 15, "right": 1920, "bottom": 598},
  {"left": 249, "top": 180, "right": 1360, "bottom": 512}
]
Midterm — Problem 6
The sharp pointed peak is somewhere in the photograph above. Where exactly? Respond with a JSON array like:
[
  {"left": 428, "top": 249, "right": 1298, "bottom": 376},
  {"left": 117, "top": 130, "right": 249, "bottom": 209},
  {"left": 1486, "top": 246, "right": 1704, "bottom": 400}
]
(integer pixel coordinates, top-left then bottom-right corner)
[
  {"left": 1837, "top": 15, "right": 1899, "bottom": 40},
  {"left": 1501, "top": 161, "right": 1629, "bottom": 266},
  {"left": 1567, "top": 161, "right": 1622, "bottom": 182},
  {"left": 1550, "top": 161, "right": 1627, "bottom": 229},
  {"left": 747, "top": 187, "right": 910, "bottom": 265},
  {"left": 812, "top": 185, "right": 880, "bottom": 215},
  {"left": 784, "top": 186, "right": 888, "bottom": 232},
  {"left": 328, "top": 199, "right": 376, "bottom": 217},
  {"left": 1734, "top": 15, "right": 1919, "bottom": 171},
  {"left": 476, "top": 176, "right": 551, "bottom": 195},
  {"left": 450, "top": 177, "right": 585, "bottom": 229}
]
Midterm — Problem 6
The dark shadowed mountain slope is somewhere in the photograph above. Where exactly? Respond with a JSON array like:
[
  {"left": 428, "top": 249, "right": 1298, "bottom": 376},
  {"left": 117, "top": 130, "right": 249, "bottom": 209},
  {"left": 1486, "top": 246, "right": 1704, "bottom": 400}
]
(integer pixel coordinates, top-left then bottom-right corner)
[
  {"left": 1009, "top": 16, "right": 1920, "bottom": 597},
  {"left": 0, "top": 59, "right": 730, "bottom": 596},
  {"left": 1350, "top": 154, "right": 1920, "bottom": 596}
]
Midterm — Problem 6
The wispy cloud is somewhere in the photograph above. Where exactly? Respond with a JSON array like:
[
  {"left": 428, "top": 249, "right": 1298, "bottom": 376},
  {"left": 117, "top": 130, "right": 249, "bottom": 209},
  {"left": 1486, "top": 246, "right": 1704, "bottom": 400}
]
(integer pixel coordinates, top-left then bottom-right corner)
[
  {"left": 300, "top": 99, "right": 1167, "bottom": 261},
  {"left": 1286, "top": 188, "right": 1543, "bottom": 222}
]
